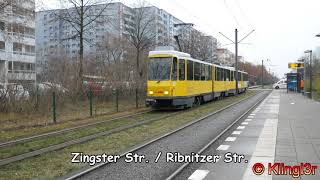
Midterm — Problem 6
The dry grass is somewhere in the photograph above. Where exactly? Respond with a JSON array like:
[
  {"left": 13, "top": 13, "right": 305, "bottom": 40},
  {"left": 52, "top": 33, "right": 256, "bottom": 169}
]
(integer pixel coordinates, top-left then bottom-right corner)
[
  {"left": 0, "top": 106, "right": 148, "bottom": 142},
  {"left": 0, "top": 98, "right": 145, "bottom": 131}
]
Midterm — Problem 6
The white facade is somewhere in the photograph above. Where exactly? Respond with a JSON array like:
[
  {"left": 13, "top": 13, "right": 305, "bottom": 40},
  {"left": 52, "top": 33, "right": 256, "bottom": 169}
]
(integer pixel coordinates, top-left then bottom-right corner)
[
  {"left": 36, "top": 3, "right": 187, "bottom": 72},
  {"left": 0, "top": 0, "right": 36, "bottom": 84},
  {"left": 216, "top": 48, "right": 235, "bottom": 66},
  {"left": 36, "top": 2, "right": 135, "bottom": 72},
  {"left": 35, "top": 3, "right": 214, "bottom": 75},
  {"left": 143, "top": 6, "right": 184, "bottom": 47}
]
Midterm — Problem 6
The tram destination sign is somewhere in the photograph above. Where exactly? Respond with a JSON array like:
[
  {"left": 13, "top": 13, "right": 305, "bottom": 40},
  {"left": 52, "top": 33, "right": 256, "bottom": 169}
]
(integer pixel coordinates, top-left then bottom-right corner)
[{"left": 288, "top": 63, "right": 304, "bottom": 69}]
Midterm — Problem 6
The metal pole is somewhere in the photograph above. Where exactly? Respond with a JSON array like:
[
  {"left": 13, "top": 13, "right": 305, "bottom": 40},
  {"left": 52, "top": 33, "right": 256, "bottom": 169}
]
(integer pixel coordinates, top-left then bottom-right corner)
[
  {"left": 310, "top": 51, "right": 313, "bottom": 99},
  {"left": 89, "top": 90, "right": 93, "bottom": 117},
  {"left": 262, "top": 59, "right": 264, "bottom": 89},
  {"left": 116, "top": 89, "right": 119, "bottom": 112},
  {"left": 52, "top": 91, "right": 56, "bottom": 123},
  {"left": 235, "top": 28, "right": 238, "bottom": 94},
  {"left": 304, "top": 59, "right": 306, "bottom": 96}
]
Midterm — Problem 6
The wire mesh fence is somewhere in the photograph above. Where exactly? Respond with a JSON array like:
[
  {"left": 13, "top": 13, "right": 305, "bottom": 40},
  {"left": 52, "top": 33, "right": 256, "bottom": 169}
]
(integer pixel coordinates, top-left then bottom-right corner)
[
  {"left": 304, "top": 55, "right": 320, "bottom": 101},
  {"left": 0, "top": 84, "right": 147, "bottom": 131}
]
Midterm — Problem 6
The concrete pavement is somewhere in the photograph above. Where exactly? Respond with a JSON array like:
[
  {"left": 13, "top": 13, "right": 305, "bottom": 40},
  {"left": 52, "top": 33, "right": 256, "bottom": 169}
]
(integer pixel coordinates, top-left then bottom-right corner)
[{"left": 183, "top": 90, "right": 320, "bottom": 180}]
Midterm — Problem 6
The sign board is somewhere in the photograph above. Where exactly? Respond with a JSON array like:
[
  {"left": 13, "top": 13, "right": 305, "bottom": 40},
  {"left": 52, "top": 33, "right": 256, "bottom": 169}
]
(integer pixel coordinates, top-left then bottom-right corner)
[{"left": 288, "top": 63, "right": 304, "bottom": 69}]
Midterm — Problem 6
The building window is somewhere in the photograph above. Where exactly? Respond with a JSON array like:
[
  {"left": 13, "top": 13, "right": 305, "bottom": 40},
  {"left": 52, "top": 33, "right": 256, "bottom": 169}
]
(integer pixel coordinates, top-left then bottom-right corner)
[
  {"left": 8, "top": 61, "right": 12, "bottom": 70},
  {"left": 0, "top": 41, "right": 5, "bottom": 50},
  {"left": 13, "top": 42, "right": 23, "bottom": 52},
  {"left": 25, "top": 45, "right": 35, "bottom": 53},
  {"left": 0, "top": 21, "right": 5, "bottom": 31}
]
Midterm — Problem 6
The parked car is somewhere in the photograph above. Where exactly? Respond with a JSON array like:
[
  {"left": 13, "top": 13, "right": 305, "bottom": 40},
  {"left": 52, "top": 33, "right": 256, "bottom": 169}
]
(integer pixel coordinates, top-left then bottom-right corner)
[
  {"left": 0, "top": 83, "right": 30, "bottom": 100},
  {"left": 37, "top": 82, "right": 68, "bottom": 93},
  {"left": 0, "top": 83, "right": 7, "bottom": 99},
  {"left": 273, "top": 79, "right": 287, "bottom": 89}
]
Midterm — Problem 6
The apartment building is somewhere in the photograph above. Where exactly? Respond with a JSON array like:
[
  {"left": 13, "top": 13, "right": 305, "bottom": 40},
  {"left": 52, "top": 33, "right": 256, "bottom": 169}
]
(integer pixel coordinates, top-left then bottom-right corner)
[
  {"left": 0, "top": 0, "right": 36, "bottom": 85},
  {"left": 216, "top": 48, "right": 235, "bottom": 66},
  {"left": 142, "top": 6, "right": 184, "bottom": 46},
  {"left": 36, "top": 2, "right": 135, "bottom": 72},
  {"left": 35, "top": 2, "right": 219, "bottom": 74}
]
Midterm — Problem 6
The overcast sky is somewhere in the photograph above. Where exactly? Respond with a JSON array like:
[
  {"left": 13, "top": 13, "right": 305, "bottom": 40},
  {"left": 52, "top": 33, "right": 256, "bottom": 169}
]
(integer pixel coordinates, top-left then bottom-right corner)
[{"left": 38, "top": 0, "right": 320, "bottom": 77}]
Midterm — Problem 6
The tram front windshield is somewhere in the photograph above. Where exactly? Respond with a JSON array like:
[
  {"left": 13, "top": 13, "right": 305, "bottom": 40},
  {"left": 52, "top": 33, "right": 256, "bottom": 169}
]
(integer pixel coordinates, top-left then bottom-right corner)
[{"left": 148, "top": 57, "right": 172, "bottom": 81}]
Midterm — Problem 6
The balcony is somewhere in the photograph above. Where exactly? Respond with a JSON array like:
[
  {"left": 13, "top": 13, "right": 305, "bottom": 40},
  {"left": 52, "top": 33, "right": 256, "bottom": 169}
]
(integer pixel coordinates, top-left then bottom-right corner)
[
  {"left": 11, "top": 52, "right": 36, "bottom": 63},
  {"left": 0, "top": 49, "right": 7, "bottom": 60},
  {"left": 8, "top": 70, "right": 36, "bottom": 81},
  {"left": 8, "top": 32, "right": 35, "bottom": 42}
]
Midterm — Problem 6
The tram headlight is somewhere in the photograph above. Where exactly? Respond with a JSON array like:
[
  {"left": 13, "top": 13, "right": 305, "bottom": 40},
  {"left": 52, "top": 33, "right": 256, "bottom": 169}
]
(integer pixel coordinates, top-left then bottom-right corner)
[
  {"left": 164, "top": 91, "right": 169, "bottom": 95},
  {"left": 149, "top": 91, "right": 154, "bottom": 95}
]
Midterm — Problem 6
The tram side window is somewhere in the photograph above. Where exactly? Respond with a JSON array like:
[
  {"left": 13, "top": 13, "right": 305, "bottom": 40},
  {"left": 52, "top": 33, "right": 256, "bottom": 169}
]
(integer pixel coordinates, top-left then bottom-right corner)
[
  {"left": 179, "top": 59, "right": 185, "bottom": 80},
  {"left": 187, "top": 60, "right": 193, "bottom": 80},
  {"left": 244, "top": 74, "right": 248, "bottom": 81},
  {"left": 221, "top": 68, "right": 224, "bottom": 81},
  {"left": 231, "top": 71, "right": 234, "bottom": 81},
  {"left": 215, "top": 67, "right": 218, "bottom": 81},
  {"left": 238, "top": 72, "right": 242, "bottom": 81},
  {"left": 227, "top": 69, "right": 231, "bottom": 81},
  {"left": 217, "top": 68, "right": 222, "bottom": 81},
  {"left": 172, "top": 57, "right": 177, "bottom": 80},
  {"left": 208, "top": 66, "right": 212, "bottom": 80},
  {"left": 204, "top": 65, "right": 209, "bottom": 80},
  {"left": 216, "top": 68, "right": 219, "bottom": 81},
  {"left": 201, "top": 64, "right": 206, "bottom": 80},
  {"left": 194, "top": 62, "right": 200, "bottom": 80}
]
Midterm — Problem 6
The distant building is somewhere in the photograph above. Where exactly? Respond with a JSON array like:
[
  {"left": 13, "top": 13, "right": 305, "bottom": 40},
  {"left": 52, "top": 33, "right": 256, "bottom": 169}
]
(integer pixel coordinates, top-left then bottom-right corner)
[
  {"left": 142, "top": 6, "right": 184, "bottom": 47},
  {"left": 204, "top": 35, "right": 218, "bottom": 63},
  {"left": 0, "top": 0, "right": 36, "bottom": 85},
  {"left": 216, "top": 48, "right": 235, "bottom": 66},
  {"left": 35, "top": 3, "right": 189, "bottom": 73},
  {"left": 36, "top": 2, "right": 217, "bottom": 72},
  {"left": 36, "top": 2, "right": 135, "bottom": 73}
]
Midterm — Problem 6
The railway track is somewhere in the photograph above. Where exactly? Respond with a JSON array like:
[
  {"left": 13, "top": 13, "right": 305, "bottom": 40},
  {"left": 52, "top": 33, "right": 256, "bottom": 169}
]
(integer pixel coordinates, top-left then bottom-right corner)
[
  {"left": 63, "top": 90, "right": 269, "bottom": 180},
  {"left": 0, "top": 91, "right": 260, "bottom": 168},
  {"left": 165, "top": 92, "right": 268, "bottom": 179},
  {"left": 0, "top": 110, "right": 151, "bottom": 148},
  {"left": 0, "top": 111, "right": 180, "bottom": 166}
]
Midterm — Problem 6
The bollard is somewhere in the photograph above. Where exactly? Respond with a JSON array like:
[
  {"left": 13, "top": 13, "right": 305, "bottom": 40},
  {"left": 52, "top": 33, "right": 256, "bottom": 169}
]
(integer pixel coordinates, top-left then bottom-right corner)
[
  {"left": 52, "top": 91, "right": 56, "bottom": 123},
  {"left": 89, "top": 90, "right": 93, "bottom": 117}
]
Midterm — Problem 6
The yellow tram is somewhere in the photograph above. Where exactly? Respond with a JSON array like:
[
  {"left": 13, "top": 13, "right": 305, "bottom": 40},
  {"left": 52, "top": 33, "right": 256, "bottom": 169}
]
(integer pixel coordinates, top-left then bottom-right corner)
[{"left": 146, "top": 49, "right": 249, "bottom": 109}]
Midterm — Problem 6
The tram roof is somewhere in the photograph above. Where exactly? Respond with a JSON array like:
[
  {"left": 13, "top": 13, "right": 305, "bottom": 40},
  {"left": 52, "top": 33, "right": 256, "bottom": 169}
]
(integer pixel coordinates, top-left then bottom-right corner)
[
  {"left": 149, "top": 50, "right": 247, "bottom": 74},
  {"left": 149, "top": 50, "right": 212, "bottom": 66}
]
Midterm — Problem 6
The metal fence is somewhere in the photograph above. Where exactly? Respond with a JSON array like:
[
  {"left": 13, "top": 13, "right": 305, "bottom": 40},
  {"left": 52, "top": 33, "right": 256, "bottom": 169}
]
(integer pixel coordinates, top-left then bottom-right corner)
[
  {"left": 0, "top": 85, "right": 147, "bottom": 130},
  {"left": 305, "top": 55, "right": 320, "bottom": 101}
]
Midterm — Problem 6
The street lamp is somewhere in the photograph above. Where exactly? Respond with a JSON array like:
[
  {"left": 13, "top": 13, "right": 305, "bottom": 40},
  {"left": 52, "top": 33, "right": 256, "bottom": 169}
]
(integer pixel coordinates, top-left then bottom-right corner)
[
  {"left": 261, "top": 59, "right": 270, "bottom": 89},
  {"left": 304, "top": 50, "right": 312, "bottom": 99}
]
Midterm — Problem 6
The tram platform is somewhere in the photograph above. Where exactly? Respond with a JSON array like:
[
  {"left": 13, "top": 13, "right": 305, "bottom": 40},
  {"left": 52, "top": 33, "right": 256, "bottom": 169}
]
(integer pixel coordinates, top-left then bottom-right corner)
[{"left": 187, "top": 90, "right": 320, "bottom": 180}]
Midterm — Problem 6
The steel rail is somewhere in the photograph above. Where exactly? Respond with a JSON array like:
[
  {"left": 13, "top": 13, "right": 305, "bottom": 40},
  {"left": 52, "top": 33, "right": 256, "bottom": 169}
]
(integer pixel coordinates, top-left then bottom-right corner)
[
  {"left": 63, "top": 91, "right": 267, "bottom": 180},
  {"left": 0, "top": 111, "right": 181, "bottom": 167},
  {"left": 0, "top": 110, "right": 151, "bottom": 148},
  {"left": 165, "top": 91, "right": 270, "bottom": 179}
]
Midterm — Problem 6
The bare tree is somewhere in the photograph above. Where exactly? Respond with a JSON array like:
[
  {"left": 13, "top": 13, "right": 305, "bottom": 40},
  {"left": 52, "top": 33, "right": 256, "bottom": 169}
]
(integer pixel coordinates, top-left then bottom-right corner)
[
  {"left": 57, "top": 0, "right": 112, "bottom": 90},
  {"left": 178, "top": 26, "right": 199, "bottom": 57},
  {"left": 126, "top": 0, "right": 156, "bottom": 108},
  {"left": 0, "top": 0, "right": 11, "bottom": 10},
  {"left": 178, "top": 27, "right": 217, "bottom": 62}
]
